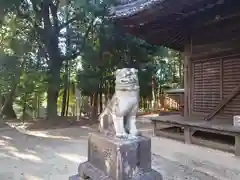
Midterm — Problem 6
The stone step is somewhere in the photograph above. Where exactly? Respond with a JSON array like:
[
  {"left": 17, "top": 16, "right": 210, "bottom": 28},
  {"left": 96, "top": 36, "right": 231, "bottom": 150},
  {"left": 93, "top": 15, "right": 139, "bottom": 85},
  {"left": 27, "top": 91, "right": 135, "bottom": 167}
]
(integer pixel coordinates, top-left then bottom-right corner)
[{"left": 70, "top": 154, "right": 220, "bottom": 180}]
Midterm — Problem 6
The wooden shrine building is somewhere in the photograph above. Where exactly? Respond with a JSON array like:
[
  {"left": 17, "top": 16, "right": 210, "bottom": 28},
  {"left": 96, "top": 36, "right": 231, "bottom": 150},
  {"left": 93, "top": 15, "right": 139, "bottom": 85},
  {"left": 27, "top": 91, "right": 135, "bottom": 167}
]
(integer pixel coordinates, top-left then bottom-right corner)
[{"left": 110, "top": 0, "right": 240, "bottom": 155}]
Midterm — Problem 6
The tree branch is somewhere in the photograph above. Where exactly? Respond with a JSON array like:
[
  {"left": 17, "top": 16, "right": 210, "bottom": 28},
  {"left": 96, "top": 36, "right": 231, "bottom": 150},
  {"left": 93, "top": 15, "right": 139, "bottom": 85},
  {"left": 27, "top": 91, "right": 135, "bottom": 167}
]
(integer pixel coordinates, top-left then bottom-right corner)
[
  {"left": 49, "top": 0, "right": 59, "bottom": 31},
  {"left": 29, "top": 0, "right": 43, "bottom": 21},
  {"left": 42, "top": 0, "right": 52, "bottom": 31},
  {"left": 63, "top": 18, "right": 95, "bottom": 61},
  {"left": 58, "top": 14, "right": 80, "bottom": 31}
]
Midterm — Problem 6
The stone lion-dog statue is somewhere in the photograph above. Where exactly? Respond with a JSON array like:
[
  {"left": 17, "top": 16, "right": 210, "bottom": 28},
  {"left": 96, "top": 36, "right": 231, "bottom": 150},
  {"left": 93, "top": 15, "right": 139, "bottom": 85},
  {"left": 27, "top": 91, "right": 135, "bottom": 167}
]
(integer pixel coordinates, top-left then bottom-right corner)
[{"left": 98, "top": 68, "right": 140, "bottom": 138}]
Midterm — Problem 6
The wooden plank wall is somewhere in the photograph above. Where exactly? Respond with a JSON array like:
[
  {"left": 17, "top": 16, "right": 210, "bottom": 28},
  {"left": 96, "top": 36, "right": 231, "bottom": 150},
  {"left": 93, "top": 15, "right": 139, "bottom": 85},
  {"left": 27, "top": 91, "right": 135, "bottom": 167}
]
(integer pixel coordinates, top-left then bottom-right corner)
[
  {"left": 189, "top": 16, "right": 240, "bottom": 122},
  {"left": 192, "top": 59, "right": 221, "bottom": 114},
  {"left": 219, "top": 57, "right": 240, "bottom": 120}
]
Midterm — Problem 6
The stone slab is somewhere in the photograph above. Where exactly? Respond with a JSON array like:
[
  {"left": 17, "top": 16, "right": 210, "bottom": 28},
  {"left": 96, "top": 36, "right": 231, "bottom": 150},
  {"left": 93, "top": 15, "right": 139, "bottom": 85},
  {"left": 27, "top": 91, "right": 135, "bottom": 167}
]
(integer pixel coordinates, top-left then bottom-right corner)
[
  {"left": 77, "top": 132, "right": 162, "bottom": 180},
  {"left": 78, "top": 162, "right": 161, "bottom": 180}
]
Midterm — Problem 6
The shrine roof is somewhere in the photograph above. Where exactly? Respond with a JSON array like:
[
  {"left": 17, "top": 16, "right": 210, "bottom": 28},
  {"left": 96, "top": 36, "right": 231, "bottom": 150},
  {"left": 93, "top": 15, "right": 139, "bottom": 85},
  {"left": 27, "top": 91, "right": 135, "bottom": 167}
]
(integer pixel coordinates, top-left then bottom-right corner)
[
  {"left": 110, "top": 0, "right": 225, "bottom": 20},
  {"left": 110, "top": 0, "right": 163, "bottom": 19},
  {"left": 109, "top": 0, "right": 237, "bottom": 51}
]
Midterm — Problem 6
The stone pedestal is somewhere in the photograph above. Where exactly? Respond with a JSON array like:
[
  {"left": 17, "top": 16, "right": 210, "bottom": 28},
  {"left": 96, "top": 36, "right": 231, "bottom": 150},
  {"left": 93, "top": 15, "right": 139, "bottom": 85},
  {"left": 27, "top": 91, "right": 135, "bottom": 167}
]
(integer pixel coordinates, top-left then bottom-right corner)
[{"left": 69, "top": 132, "right": 162, "bottom": 180}]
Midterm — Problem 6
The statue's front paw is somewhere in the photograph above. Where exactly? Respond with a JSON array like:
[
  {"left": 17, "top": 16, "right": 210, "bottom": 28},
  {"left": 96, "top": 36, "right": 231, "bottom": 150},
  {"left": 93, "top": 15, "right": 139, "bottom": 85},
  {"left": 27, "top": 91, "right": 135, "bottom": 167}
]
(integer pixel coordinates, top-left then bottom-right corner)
[
  {"left": 116, "top": 132, "right": 128, "bottom": 139},
  {"left": 98, "top": 123, "right": 103, "bottom": 132}
]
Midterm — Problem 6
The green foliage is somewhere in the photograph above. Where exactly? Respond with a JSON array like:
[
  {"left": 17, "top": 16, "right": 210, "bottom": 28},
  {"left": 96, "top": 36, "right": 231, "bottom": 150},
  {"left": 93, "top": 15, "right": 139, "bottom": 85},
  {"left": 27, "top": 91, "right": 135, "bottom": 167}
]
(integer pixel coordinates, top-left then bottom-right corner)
[{"left": 0, "top": 0, "right": 184, "bottom": 119}]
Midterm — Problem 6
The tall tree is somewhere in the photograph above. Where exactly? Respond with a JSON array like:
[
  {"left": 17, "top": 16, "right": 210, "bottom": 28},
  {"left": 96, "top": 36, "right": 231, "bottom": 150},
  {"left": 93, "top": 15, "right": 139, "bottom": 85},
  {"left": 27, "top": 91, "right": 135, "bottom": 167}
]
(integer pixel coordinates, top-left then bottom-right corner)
[{"left": 1, "top": 0, "right": 96, "bottom": 118}]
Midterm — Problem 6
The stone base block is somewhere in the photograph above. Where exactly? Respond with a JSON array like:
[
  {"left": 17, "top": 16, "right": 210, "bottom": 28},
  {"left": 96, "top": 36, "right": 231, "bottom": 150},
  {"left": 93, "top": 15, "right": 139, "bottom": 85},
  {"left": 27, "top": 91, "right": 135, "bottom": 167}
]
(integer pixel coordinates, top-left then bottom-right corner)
[
  {"left": 76, "top": 132, "right": 162, "bottom": 180},
  {"left": 78, "top": 161, "right": 161, "bottom": 180}
]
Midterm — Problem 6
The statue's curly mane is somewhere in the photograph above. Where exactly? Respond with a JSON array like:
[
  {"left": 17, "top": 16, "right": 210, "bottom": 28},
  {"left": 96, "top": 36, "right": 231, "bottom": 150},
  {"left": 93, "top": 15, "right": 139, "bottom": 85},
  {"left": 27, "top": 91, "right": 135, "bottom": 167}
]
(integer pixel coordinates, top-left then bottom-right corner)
[{"left": 99, "top": 68, "right": 140, "bottom": 137}]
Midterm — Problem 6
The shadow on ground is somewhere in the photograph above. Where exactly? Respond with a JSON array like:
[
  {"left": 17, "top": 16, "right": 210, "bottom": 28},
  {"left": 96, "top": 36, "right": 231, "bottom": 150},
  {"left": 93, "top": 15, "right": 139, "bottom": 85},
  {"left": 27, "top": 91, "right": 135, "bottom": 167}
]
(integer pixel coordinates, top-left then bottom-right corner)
[
  {"left": 0, "top": 120, "right": 240, "bottom": 180},
  {"left": 0, "top": 124, "right": 99, "bottom": 180}
]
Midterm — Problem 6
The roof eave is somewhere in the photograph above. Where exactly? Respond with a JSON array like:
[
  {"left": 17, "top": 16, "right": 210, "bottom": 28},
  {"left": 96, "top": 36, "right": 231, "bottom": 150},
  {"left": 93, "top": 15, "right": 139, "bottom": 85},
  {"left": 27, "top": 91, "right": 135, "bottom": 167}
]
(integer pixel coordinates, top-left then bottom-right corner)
[{"left": 109, "top": 0, "right": 164, "bottom": 19}]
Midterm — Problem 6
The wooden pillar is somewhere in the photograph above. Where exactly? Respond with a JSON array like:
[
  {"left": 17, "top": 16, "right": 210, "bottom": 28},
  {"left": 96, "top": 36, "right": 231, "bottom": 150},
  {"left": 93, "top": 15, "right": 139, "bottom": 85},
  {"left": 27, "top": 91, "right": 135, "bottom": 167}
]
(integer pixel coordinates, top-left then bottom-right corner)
[
  {"left": 184, "top": 126, "right": 192, "bottom": 144},
  {"left": 235, "top": 135, "right": 240, "bottom": 156},
  {"left": 184, "top": 36, "right": 192, "bottom": 117},
  {"left": 183, "top": 50, "right": 188, "bottom": 117},
  {"left": 153, "top": 121, "right": 156, "bottom": 136}
]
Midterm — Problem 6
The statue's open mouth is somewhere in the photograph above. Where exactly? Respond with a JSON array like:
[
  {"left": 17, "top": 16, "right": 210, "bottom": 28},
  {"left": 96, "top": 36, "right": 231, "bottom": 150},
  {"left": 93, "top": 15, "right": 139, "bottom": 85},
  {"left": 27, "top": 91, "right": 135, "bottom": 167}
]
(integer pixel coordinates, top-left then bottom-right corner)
[
  {"left": 120, "top": 79, "right": 129, "bottom": 83},
  {"left": 120, "top": 77, "right": 136, "bottom": 84}
]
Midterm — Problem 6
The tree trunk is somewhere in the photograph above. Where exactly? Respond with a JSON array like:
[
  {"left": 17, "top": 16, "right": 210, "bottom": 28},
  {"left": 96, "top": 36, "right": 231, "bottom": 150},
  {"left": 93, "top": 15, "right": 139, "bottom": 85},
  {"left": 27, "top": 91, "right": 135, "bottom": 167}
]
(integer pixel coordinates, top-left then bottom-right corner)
[
  {"left": 151, "top": 76, "right": 157, "bottom": 110},
  {"left": 107, "top": 82, "right": 111, "bottom": 103},
  {"left": 90, "top": 95, "right": 93, "bottom": 106},
  {"left": 104, "top": 93, "right": 108, "bottom": 107},
  {"left": 61, "top": 62, "right": 68, "bottom": 116},
  {"left": 38, "top": 0, "right": 62, "bottom": 119},
  {"left": 1, "top": 96, "right": 16, "bottom": 119},
  {"left": 99, "top": 76, "right": 103, "bottom": 113},
  {"left": 99, "top": 91, "right": 103, "bottom": 113},
  {"left": 66, "top": 86, "right": 70, "bottom": 116},
  {"left": 61, "top": 87, "right": 67, "bottom": 116},
  {"left": 62, "top": 5, "right": 70, "bottom": 117},
  {"left": 143, "top": 97, "right": 147, "bottom": 110},
  {"left": 22, "top": 96, "right": 27, "bottom": 121},
  {"left": 46, "top": 59, "right": 61, "bottom": 119},
  {"left": 33, "top": 93, "right": 37, "bottom": 118},
  {"left": 47, "top": 89, "right": 58, "bottom": 118},
  {"left": 159, "top": 86, "right": 165, "bottom": 109},
  {"left": 91, "top": 93, "right": 98, "bottom": 121},
  {"left": 0, "top": 81, "right": 18, "bottom": 119},
  {"left": 180, "top": 53, "right": 184, "bottom": 88},
  {"left": 37, "top": 96, "right": 40, "bottom": 118},
  {"left": 0, "top": 58, "right": 25, "bottom": 119}
]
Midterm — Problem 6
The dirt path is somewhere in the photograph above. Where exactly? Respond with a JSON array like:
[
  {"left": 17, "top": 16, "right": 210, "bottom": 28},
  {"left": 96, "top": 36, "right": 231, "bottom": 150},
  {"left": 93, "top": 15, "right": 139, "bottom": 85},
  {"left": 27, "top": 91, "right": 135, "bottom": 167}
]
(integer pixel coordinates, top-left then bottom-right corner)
[{"left": 0, "top": 122, "right": 240, "bottom": 180}]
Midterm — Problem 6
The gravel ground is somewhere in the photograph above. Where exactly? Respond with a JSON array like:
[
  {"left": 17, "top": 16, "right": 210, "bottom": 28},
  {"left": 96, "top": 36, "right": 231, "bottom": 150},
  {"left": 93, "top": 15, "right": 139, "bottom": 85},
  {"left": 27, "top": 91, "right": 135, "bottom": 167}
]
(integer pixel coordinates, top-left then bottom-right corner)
[{"left": 0, "top": 120, "right": 240, "bottom": 180}]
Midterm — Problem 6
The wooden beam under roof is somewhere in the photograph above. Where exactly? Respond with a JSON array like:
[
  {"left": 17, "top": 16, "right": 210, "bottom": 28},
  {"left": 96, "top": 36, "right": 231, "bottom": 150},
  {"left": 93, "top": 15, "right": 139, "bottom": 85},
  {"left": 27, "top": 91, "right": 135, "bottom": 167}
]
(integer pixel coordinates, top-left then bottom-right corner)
[
  {"left": 112, "top": 0, "right": 209, "bottom": 25},
  {"left": 125, "top": 0, "right": 239, "bottom": 50},
  {"left": 140, "top": 0, "right": 237, "bottom": 37}
]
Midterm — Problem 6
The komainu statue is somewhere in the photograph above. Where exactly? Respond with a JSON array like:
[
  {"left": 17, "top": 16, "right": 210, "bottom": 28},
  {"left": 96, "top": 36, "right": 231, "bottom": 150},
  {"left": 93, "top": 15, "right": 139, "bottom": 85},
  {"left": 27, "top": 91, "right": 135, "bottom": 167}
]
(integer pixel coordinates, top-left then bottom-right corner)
[
  {"left": 70, "top": 68, "right": 162, "bottom": 180},
  {"left": 99, "top": 68, "right": 140, "bottom": 138}
]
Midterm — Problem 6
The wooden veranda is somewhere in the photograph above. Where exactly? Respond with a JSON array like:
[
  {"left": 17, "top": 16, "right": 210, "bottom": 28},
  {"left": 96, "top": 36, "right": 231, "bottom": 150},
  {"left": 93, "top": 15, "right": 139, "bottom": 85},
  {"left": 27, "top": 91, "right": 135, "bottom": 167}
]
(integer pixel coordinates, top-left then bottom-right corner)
[
  {"left": 111, "top": 0, "right": 240, "bottom": 154},
  {"left": 151, "top": 115, "right": 240, "bottom": 155}
]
